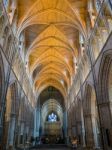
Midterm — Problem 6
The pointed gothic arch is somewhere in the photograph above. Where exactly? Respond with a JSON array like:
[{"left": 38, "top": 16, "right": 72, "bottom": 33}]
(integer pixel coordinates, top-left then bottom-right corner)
[{"left": 98, "top": 50, "right": 112, "bottom": 148}]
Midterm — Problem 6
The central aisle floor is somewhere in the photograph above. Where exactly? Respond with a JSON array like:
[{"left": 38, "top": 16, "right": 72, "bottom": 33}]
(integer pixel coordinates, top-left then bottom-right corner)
[
  {"left": 33, "top": 148, "right": 70, "bottom": 150},
  {"left": 32, "top": 145, "right": 71, "bottom": 150}
]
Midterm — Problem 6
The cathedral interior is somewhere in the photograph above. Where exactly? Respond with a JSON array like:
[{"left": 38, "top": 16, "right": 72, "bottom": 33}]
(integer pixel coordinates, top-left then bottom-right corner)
[{"left": 0, "top": 0, "right": 112, "bottom": 150}]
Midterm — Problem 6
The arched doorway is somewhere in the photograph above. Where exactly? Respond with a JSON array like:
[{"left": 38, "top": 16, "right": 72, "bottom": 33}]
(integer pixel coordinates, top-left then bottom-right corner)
[{"left": 83, "top": 84, "right": 101, "bottom": 149}]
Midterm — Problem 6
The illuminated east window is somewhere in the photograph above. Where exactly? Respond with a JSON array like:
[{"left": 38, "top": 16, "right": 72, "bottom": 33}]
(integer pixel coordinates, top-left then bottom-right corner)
[{"left": 48, "top": 113, "right": 57, "bottom": 122}]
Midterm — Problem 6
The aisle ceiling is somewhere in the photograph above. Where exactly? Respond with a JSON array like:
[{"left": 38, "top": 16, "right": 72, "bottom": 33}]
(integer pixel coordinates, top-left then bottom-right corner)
[{"left": 17, "top": 0, "right": 88, "bottom": 98}]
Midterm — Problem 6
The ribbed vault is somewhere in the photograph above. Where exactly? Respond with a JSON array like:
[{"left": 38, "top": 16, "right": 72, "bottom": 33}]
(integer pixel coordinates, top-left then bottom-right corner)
[
  {"left": 41, "top": 99, "right": 63, "bottom": 125},
  {"left": 17, "top": 0, "right": 88, "bottom": 98},
  {"left": 38, "top": 86, "right": 65, "bottom": 106}
]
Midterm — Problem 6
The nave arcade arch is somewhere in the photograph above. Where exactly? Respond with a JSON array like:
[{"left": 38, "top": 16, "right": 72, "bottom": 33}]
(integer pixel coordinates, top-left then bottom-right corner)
[
  {"left": 83, "top": 84, "right": 101, "bottom": 149},
  {"left": 98, "top": 50, "right": 112, "bottom": 149}
]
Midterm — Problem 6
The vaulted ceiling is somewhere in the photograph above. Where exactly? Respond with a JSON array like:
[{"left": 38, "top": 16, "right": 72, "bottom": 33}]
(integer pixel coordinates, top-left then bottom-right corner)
[{"left": 17, "top": 0, "right": 88, "bottom": 98}]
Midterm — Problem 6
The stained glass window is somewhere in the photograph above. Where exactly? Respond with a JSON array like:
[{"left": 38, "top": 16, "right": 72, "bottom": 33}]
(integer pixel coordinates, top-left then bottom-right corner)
[{"left": 48, "top": 113, "right": 57, "bottom": 122}]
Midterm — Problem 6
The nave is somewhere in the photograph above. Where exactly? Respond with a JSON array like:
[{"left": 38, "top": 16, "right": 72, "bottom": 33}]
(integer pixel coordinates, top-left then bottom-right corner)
[{"left": 0, "top": 0, "right": 112, "bottom": 150}]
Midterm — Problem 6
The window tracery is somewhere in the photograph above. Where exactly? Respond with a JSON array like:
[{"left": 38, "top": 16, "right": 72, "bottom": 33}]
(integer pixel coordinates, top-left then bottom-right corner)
[{"left": 48, "top": 112, "right": 57, "bottom": 122}]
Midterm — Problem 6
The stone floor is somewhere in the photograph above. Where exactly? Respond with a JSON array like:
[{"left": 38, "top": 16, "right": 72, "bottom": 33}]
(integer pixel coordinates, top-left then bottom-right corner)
[
  {"left": 31, "top": 145, "right": 71, "bottom": 150},
  {"left": 33, "top": 147, "right": 71, "bottom": 149},
  {"left": 31, "top": 148, "right": 70, "bottom": 149},
  {"left": 33, "top": 148, "right": 70, "bottom": 150}
]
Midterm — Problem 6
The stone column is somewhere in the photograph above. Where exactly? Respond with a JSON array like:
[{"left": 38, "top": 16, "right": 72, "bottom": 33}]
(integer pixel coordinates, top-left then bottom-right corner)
[
  {"left": 19, "top": 121, "right": 25, "bottom": 145},
  {"left": 91, "top": 115, "right": 100, "bottom": 148},
  {"left": 36, "top": 107, "right": 41, "bottom": 137},
  {"left": 63, "top": 111, "right": 67, "bottom": 138},
  {"left": 76, "top": 121, "right": 82, "bottom": 145},
  {"left": 98, "top": 103, "right": 112, "bottom": 149},
  {"left": 7, "top": 114, "right": 16, "bottom": 150},
  {"left": 25, "top": 125, "right": 29, "bottom": 142},
  {"left": 34, "top": 108, "right": 40, "bottom": 138},
  {"left": 84, "top": 114, "right": 94, "bottom": 149},
  {"left": 81, "top": 106, "right": 86, "bottom": 147}
]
